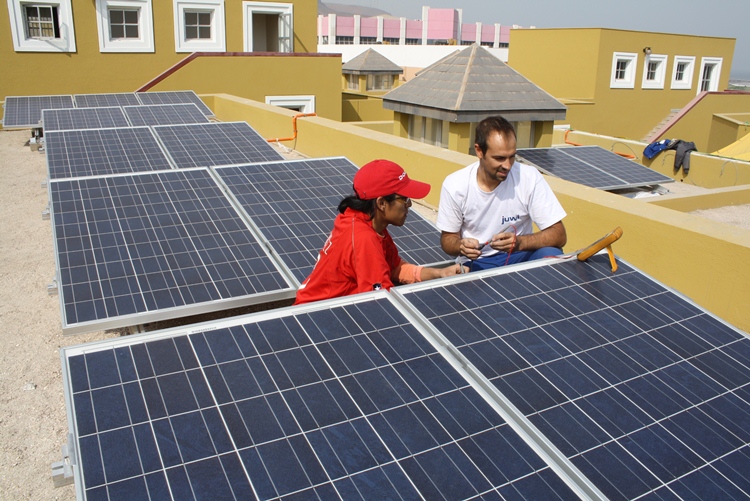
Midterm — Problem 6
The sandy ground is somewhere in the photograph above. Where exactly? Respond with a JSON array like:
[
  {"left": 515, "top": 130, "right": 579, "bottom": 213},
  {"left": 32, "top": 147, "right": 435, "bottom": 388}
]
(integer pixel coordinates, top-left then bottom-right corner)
[{"left": 1, "top": 127, "right": 748, "bottom": 500}]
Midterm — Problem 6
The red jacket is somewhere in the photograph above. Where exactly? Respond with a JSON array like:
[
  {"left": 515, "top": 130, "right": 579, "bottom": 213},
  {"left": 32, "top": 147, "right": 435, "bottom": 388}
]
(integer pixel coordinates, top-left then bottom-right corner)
[{"left": 294, "top": 208, "right": 402, "bottom": 304}]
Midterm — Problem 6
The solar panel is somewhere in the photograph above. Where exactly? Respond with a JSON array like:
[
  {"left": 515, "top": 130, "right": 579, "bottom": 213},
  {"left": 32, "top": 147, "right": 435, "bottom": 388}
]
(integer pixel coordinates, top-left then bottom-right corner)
[
  {"left": 153, "top": 122, "right": 283, "bottom": 169},
  {"left": 123, "top": 103, "right": 211, "bottom": 127},
  {"left": 2, "top": 95, "right": 74, "bottom": 129},
  {"left": 135, "top": 90, "right": 214, "bottom": 117},
  {"left": 395, "top": 254, "right": 750, "bottom": 500},
  {"left": 518, "top": 146, "right": 674, "bottom": 190},
  {"left": 214, "top": 158, "right": 451, "bottom": 283},
  {"left": 42, "top": 107, "right": 130, "bottom": 132},
  {"left": 74, "top": 93, "right": 141, "bottom": 108},
  {"left": 60, "top": 292, "right": 584, "bottom": 500},
  {"left": 49, "top": 168, "right": 295, "bottom": 334},
  {"left": 44, "top": 127, "right": 174, "bottom": 179}
]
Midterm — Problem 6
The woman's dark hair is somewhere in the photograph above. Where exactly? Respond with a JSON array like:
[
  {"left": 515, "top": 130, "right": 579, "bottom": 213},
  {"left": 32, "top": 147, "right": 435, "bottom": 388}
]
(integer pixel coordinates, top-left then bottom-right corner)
[
  {"left": 338, "top": 192, "right": 397, "bottom": 218},
  {"left": 475, "top": 116, "right": 516, "bottom": 155}
]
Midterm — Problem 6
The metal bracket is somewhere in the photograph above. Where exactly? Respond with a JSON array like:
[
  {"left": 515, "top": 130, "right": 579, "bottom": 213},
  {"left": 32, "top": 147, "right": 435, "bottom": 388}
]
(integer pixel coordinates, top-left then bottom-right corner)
[
  {"left": 51, "top": 437, "right": 76, "bottom": 488},
  {"left": 47, "top": 278, "right": 58, "bottom": 296},
  {"left": 42, "top": 205, "right": 50, "bottom": 220}
]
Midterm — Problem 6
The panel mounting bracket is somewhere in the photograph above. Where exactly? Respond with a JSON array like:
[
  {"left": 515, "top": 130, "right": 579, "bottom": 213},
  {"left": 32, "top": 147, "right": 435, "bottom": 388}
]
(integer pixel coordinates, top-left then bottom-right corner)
[
  {"left": 47, "top": 278, "right": 59, "bottom": 296},
  {"left": 51, "top": 436, "right": 76, "bottom": 488}
]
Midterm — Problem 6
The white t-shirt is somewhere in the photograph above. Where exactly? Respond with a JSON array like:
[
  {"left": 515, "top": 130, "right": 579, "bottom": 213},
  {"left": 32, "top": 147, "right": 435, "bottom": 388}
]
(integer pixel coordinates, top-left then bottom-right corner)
[{"left": 436, "top": 160, "right": 566, "bottom": 259}]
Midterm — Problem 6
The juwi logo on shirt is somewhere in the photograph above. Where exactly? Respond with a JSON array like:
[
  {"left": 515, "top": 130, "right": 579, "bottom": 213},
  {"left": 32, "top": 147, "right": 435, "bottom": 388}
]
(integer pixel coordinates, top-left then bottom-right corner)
[{"left": 502, "top": 215, "right": 521, "bottom": 225}]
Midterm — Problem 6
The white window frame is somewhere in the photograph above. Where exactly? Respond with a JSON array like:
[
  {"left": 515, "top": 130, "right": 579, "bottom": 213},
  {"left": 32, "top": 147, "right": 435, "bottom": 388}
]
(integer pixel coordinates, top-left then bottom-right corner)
[
  {"left": 265, "top": 95, "right": 315, "bottom": 113},
  {"left": 173, "top": 0, "right": 225, "bottom": 52},
  {"left": 698, "top": 57, "right": 723, "bottom": 93},
  {"left": 641, "top": 53, "right": 667, "bottom": 89},
  {"left": 346, "top": 74, "right": 359, "bottom": 91},
  {"left": 242, "top": 2, "right": 293, "bottom": 53},
  {"left": 670, "top": 55, "right": 695, "bottom": 90},
  {"left": 610, "top": 52, "right": 637, "bottom": 89},
  {"left": 95, "top": 0, "right": 154, "bottom": 53},
  {"left": 6, "top": 0, "right": 76, "bottom": 52}
]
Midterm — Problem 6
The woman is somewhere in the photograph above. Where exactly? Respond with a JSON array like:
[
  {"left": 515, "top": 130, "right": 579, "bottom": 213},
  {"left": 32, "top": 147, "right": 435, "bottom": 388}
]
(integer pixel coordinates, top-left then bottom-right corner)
[{"left": 295, "top": 159, "right": 463, "bottom": 304}]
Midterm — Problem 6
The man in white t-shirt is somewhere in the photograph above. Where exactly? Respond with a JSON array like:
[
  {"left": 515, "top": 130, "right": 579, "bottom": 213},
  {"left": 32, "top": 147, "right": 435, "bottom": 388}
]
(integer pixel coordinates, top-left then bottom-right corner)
[{"left": 437, "top": 116, "right": 567, "bottom": 270}]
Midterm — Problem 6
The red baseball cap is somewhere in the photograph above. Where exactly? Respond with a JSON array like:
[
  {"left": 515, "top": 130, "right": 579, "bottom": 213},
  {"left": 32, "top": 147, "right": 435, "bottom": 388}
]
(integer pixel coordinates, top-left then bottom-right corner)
[{"left": 353, "top": 159, "right": 431, "bottom": 200}]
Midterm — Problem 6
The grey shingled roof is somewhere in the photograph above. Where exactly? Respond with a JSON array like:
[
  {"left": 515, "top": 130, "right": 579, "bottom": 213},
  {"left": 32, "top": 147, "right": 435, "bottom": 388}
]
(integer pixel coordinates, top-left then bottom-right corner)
[
  {"left": 342, "top": 48, "right": 404, "bottom": 75},
  {"left": 382, "top": 44, "right": 566, "bottom": 123}
]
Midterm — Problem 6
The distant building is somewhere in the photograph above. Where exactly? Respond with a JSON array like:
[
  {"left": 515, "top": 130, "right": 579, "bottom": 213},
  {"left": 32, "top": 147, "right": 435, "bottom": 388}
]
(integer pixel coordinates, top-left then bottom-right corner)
[
  {"left": 318, "top": 6, "right": 510, "bottom": 48},
  {"left": 342, "top": 49, "right": 403, "bottom": 93},
  {"left": 383, "top": 44, "right": 566, "bottom": 154}
]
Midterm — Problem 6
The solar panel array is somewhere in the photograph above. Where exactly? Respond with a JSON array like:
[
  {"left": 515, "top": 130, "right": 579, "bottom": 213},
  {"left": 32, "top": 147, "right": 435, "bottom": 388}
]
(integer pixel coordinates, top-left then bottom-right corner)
[
  {"left": 2, "top": 95, "right": 74, "bottom": 129},
  {"left": 41, "top": 107, "right": 131, "bottom": 132},
  {"left": 396, "top": 255, "right": 750, "bottom": 500},
  {"left": 60, "top": 254, "right": 750, "bottom": 500},
  {"left": 3, "top": 91, "right": 210, "bottom": 130},
  {"left": 518, "top": 146, "right": 674, "bottom": 190},
  {"left": 61, "top": 292, "right": 581, "bottom": 501},
  {"left": 74, "top": 93, "right": 141, "bottom": 108},
  {"left": 49, "top": 169, "right": 295, "bottom": 334},
  {"left": 123, "top": 103, "right": 210, "bottom": 127},
  {"left": 45, "top": 127, "right": 173, "bottom": 179},
  {"left": 215, "top": 158, "right": 450, "bottom": 283},
  {"left": 134, "top": 90, "right": 215, "bottom": 117},
  {"left": 153, "top": 122, "right": 284, "bottom": 169}
]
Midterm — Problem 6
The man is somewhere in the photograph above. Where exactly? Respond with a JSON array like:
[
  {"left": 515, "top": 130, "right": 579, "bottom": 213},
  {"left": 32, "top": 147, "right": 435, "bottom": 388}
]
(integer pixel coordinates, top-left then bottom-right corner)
[{"left": 437, "top": 116, "right": 567, "bottom": 270}]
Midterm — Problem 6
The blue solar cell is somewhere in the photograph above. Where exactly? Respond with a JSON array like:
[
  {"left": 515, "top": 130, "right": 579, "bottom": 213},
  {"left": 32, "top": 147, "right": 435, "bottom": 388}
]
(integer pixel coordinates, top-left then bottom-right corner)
[
  {"left": 153, "top": 121, "right": 282, "bottom": 168},
  {"left": 518, "top": 145, "right": 674, "bottom": 190},
  {"left": 62, "top": 294, "right": 581, "bottom": 500},
  {"left": 2, "top": 94, "right": 74, "bottom": 128},
  {"left": 135, "top": 90, "right": 214, "bottom": 116},
  {"left": 398, "top": 254, "right": 750, "bottom": 500},
  {"left": 45, "top": 127, "right": 173, "bottom": 179},
  {"left": 50, "top": 169, "right": 292, "bottom": 334}
]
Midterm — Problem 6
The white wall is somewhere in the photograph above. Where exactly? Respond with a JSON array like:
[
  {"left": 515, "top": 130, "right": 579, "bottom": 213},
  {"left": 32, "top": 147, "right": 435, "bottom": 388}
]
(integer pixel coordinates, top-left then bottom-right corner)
[{"left": 317, "top": 44, "right": 508, "bottom": 67}]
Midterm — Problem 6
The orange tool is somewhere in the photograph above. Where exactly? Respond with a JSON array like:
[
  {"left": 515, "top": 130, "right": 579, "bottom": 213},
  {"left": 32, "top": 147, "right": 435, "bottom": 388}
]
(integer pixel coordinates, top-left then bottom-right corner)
[{"left": 576, "top": 227, "right": 623, "bottom": 272}]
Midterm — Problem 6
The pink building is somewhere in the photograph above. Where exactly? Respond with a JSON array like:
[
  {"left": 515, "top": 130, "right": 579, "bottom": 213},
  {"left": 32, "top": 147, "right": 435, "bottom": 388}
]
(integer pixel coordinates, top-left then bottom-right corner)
[{"left": 318, "top": 6, "right": 510, "bottom": 47}]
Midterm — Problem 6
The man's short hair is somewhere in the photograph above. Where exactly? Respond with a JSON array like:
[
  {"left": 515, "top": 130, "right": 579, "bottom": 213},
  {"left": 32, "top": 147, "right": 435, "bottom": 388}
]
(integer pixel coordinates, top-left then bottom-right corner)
[{"left": 475, "top": 116, "right": 516, "bottom": 155}]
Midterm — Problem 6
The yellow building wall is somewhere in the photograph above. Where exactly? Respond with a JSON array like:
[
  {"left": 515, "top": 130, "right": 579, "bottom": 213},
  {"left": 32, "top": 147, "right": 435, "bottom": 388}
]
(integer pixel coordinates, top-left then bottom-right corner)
[
  {"left": 509, "top": 28, "right": 735, "bottom": 142},
  {"left": 660, "top": 93, "right": 750, "bottom": 152},
  {"left": 210, "top": 94, "right": 750, "bottom": 331},
  {"left": 147, "top": 55, "right": 342, "bottom": 120},
  {"left": 342, "top": 93, "right": 395, "bottom": 122},
  {"left": 0, "top": 0, "right": 319, "bottom": 103}
]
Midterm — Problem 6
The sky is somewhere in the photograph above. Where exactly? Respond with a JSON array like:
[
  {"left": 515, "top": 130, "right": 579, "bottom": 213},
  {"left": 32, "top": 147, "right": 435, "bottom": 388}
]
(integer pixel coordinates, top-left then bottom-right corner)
[{"left": 331, "top": 0, "right": 750, "bottom": 80}]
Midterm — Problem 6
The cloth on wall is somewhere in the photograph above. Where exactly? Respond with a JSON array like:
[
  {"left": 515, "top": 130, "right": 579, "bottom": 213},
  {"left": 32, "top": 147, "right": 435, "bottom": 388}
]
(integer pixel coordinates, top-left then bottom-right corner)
[{"left": 643, "top": 138, "right": 697, "bottom": 173}]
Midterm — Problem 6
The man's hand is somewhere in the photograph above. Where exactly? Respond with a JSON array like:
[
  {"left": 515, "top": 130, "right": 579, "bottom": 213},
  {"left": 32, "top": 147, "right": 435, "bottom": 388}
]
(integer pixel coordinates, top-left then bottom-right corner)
[
  {"left": 439, "top": 263, "right": 469, "bottom": 277},
  {"left": 459, "top": 238, "right": 483, "bottom": 260},
  {"left": 488, "top": 232, "right": 516, "bottom": 253}
]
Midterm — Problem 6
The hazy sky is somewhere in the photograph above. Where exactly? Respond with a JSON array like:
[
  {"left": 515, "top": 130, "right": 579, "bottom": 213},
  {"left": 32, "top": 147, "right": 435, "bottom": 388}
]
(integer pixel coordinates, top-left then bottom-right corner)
[{"left": 333, "top": 0, "right": 750, "bottom": 79}]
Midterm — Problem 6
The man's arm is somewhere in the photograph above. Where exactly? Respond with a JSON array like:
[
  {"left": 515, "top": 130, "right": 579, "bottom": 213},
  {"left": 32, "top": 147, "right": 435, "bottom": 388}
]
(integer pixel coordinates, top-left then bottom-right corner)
[{"left": 511, "top": 220, "right": 567, "bottom": 252}]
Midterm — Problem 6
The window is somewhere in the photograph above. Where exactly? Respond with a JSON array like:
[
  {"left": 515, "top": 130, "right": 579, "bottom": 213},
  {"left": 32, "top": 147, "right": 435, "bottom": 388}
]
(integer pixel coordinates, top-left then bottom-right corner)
[
  {"left": 366, "top": 74, "right": 392, "bottom": 91},
  {"left": 7, "top": 0, "right": 76, "bottom": 52},
  {"left": 698, "top": 57, "right": 723, "bottom": 93},
  {"left": 405, "top": 38, "right": 420, "bottom": 45},
  {"left": 173, "top": 0, "right": 225, "bottom": 52},
  {"left": 242, "top": 2, "right": 293, "bottom": 52},
  {"left": 335, "top": 36, "right": 353, "bottom": 44},
  {"left": 95, "top": 0, "right": 154, "bottom": 52},
  {"left": 610, "top": 52, "right": 637, "bottom": 89},
  {"left": 360, "top": 36, "right": 377, "bottom": 45},
  {"left": 383, "top": 37, "right": 399, "bottom": 45},
  {"left": 408, "top": 115, "right": 447, "bottom": 148},
  {"left": 346, "top": 74, "right": 359, "bottom": 91},
  {"left": 641, "top": 54, "right": 667, "bottom": 89},
  {"left": 670, "top": 55, "right": 695, "bottom": 90},
  {"left": 265, "top": 95, "right": 315, "bottom": 113}
]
